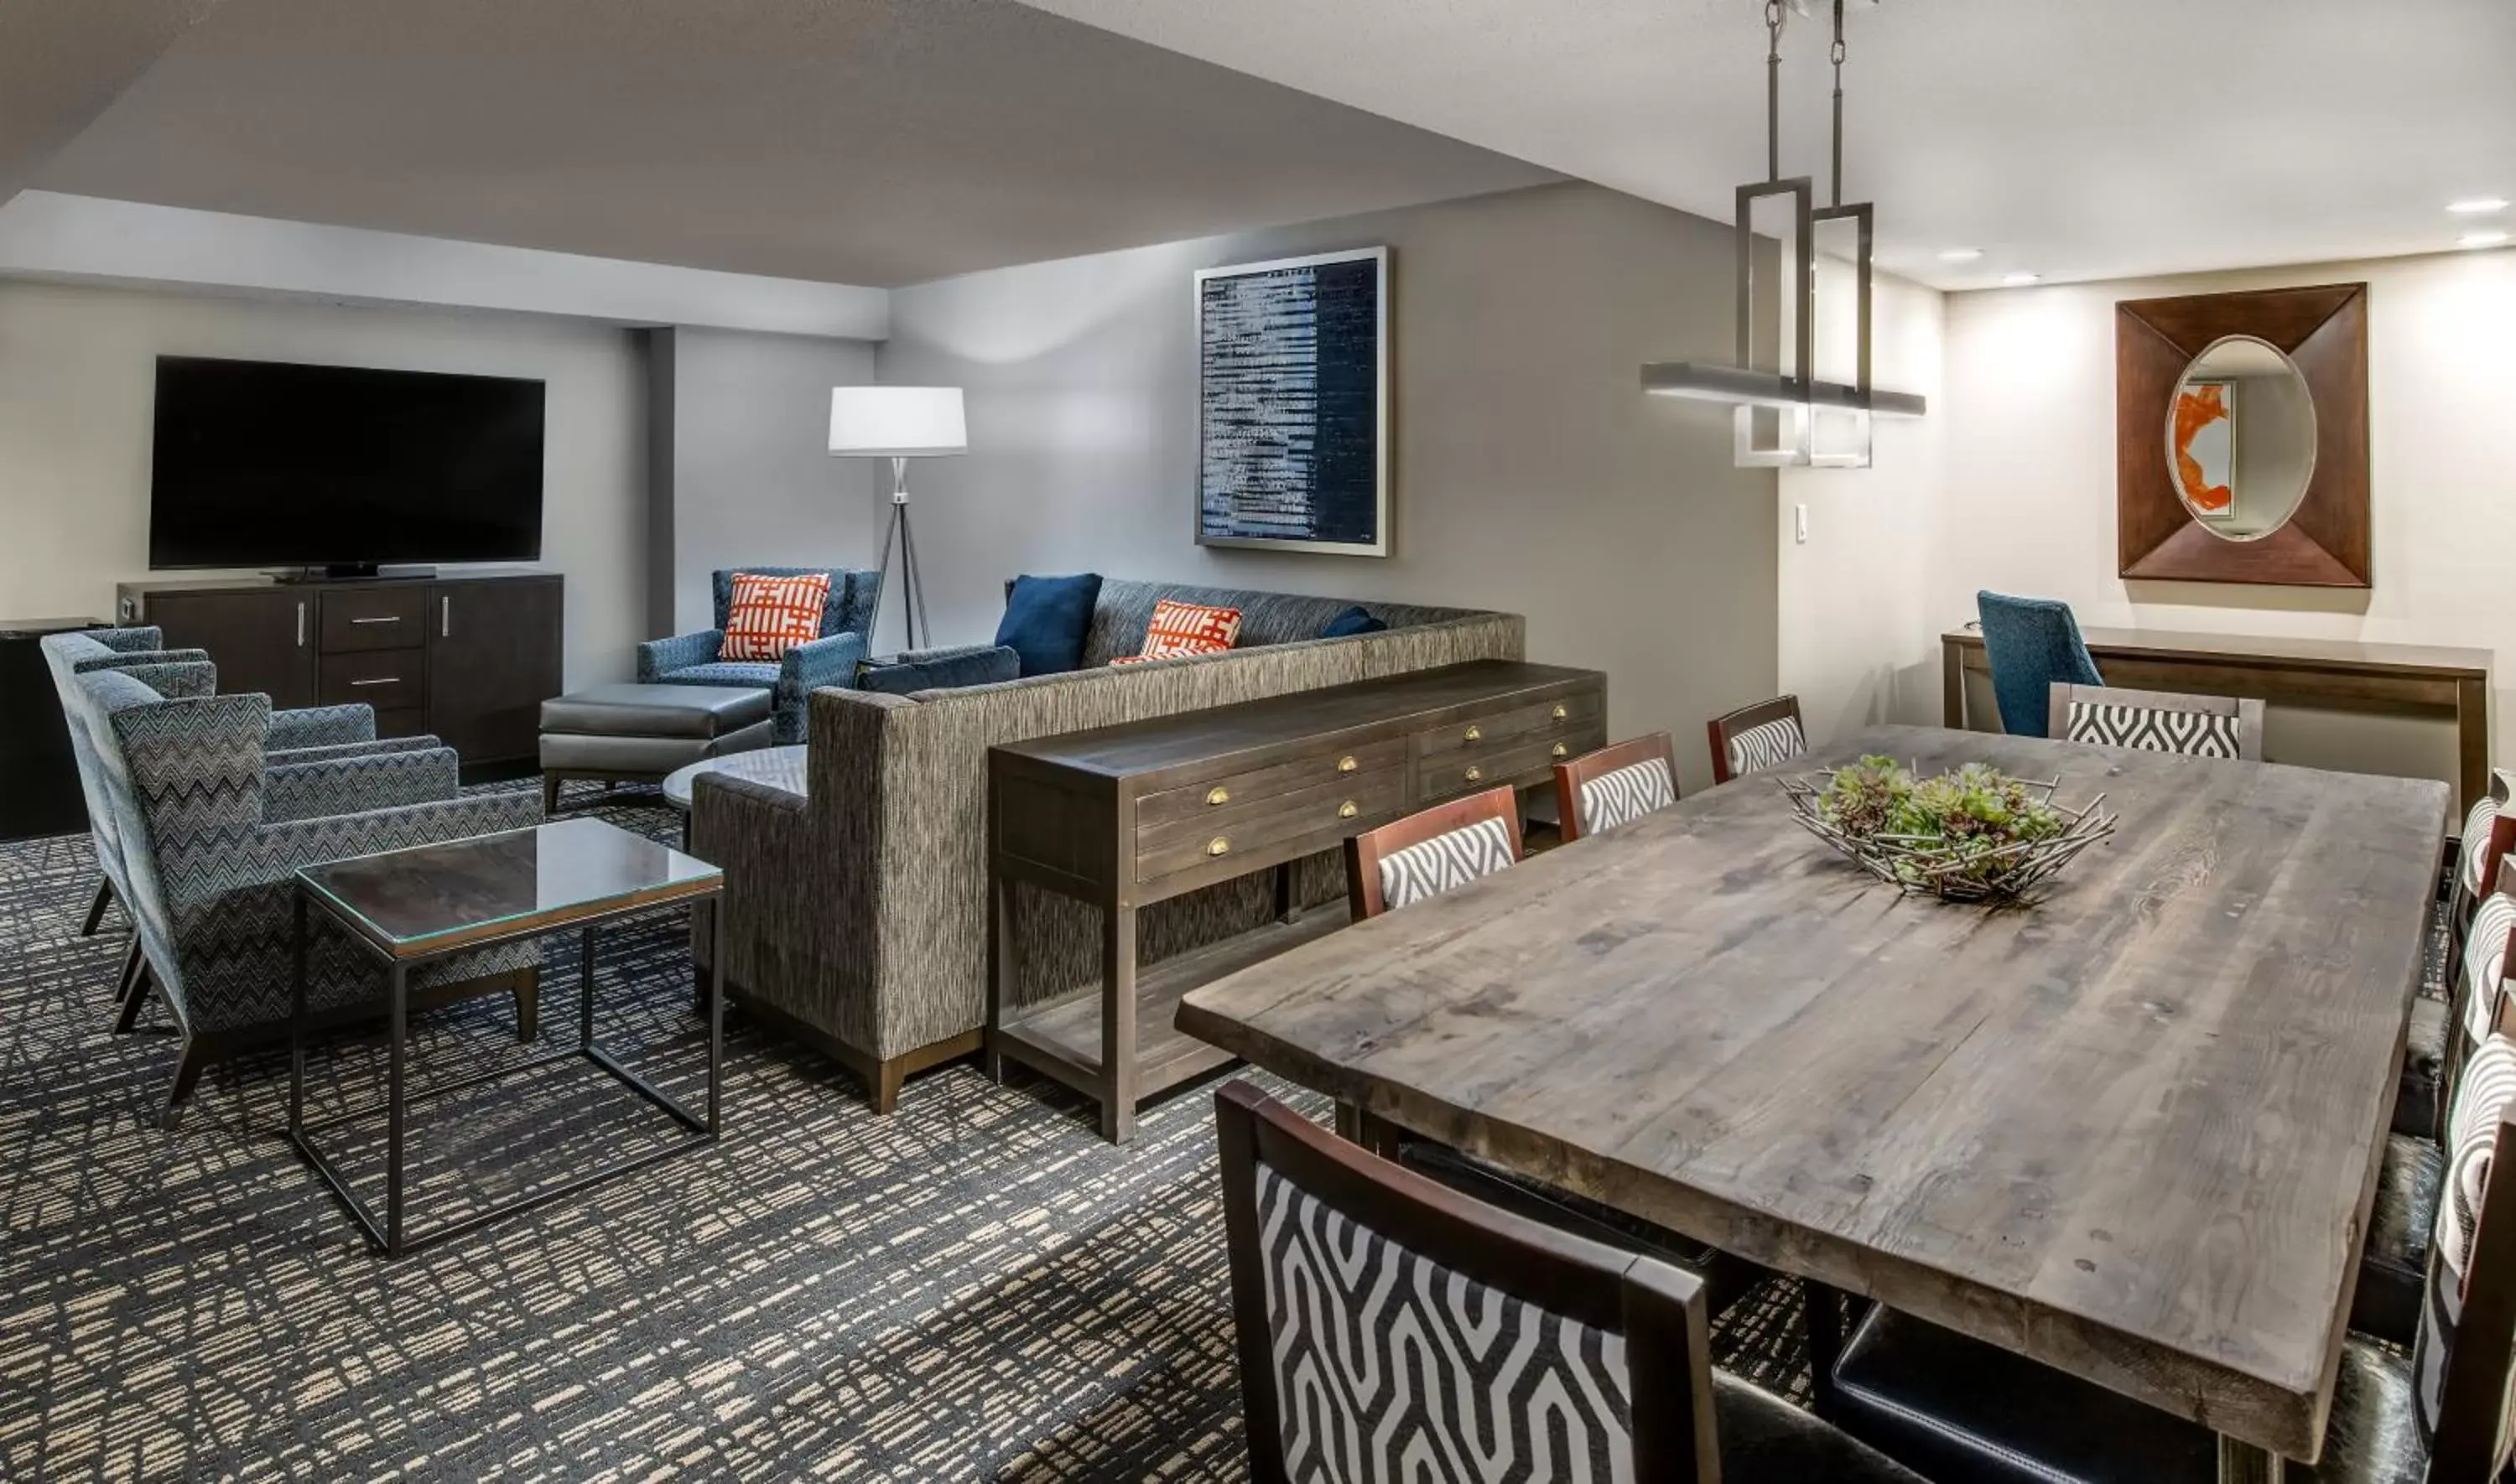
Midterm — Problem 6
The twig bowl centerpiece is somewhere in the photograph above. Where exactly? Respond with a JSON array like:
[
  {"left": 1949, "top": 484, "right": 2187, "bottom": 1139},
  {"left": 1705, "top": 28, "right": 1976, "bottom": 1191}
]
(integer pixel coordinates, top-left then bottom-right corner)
[{"left": 1778, "top": 755, "right": 2117, "bottom": 903}]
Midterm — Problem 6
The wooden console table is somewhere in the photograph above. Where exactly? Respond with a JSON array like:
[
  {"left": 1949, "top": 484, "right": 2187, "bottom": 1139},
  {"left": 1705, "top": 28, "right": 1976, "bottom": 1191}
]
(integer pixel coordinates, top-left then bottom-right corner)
[
  {"left": 986, "top": 659, "right": 1607, "bottom": 1143},
  {"left": 1942, "top": 625, "right": 2492, "bottom": 814}
]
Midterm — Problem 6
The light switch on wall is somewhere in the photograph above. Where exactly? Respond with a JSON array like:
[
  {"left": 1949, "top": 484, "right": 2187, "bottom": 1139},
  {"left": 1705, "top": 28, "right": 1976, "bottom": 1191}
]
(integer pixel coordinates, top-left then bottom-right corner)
[{"left": 1794, "top": 503, "right": 1809, "bottom": 544}]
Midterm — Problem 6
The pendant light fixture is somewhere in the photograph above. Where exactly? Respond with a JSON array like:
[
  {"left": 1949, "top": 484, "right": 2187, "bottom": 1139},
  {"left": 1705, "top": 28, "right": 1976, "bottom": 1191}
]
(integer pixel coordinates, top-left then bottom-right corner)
[{"left": 1642, "top": 0, "right": 1925, "bottom": 468}]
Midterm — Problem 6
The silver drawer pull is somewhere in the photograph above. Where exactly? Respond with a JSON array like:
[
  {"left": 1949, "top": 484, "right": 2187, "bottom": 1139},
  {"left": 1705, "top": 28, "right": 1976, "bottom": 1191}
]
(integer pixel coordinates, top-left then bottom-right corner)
[
  {"left": 1337, "top": 800, "right": 1359, "bottom": 820},
  {"left": 1551, "top": 704, "right": 1568, "bottom": 720},
  {"left": 348, "top": 677, "right": 401, "bottom": 688},
  {"left": 1207, "top": 836, "right": 1231, "bottom": 857},
  {"left": 1463, "top": 725, "right": 1483, "bottom": 742},
  {"left": 1206, "top": 786, "right": 1230, "bottom": 807},
  {"left": 349, "top": 615, "right": 403, "bottom": 625}
]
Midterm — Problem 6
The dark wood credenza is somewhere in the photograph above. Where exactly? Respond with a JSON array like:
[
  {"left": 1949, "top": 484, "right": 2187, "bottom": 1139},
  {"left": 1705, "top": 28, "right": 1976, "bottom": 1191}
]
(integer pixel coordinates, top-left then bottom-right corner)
[
  {"left": 1942, "top": 625, "right": 2491, "bottom": 816},
  {"left": 987, "top": 659, "right": 1608, "bottom": 1142},
  {"left": 117, "top": 571, "right": 563, "bottom": 769}
]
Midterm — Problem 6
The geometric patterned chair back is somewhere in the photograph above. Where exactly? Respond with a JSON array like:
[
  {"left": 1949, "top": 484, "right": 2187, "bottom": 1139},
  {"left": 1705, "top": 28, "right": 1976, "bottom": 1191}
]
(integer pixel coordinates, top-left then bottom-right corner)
[
  {"left": 709, "top": 567, "right": 882, "bottom": 641},
  {"left": 2410, "top": 1031, "right": 2516, "bottom": 1477},
  {"left": 1344, "top": 786, "right": 1525, "bottom": 920},
  {"left": 1212, "top": 1080, "right": 1719, "bottom": 1483},
  {"left": 1975, "top": 591, "right": 2103, "bottom": 738},
  {"left": 1707, "top": 695, "right": 1806, "bottom": 785},
  {"left": 1555, "top": 733, "right": 1679, "bottom": 843},
  {"left": 2051, "top": 683, "right": 2264, "bottom": 761},
  {"left": 40, "top": 631, "right": 216, "bottom": 906}
]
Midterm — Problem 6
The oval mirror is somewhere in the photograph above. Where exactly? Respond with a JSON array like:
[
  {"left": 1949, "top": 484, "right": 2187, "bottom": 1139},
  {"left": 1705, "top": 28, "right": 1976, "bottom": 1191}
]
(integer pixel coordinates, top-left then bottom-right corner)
[{"left": 2162, "top": 335, "right": 2317, "bottom": 541}]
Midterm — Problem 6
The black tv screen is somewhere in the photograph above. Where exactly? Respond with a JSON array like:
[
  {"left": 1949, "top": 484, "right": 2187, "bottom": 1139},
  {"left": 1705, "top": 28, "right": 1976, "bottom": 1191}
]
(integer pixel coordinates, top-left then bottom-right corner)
[{"left": 149, "top": 356, "right": 547, "bottom": 568}]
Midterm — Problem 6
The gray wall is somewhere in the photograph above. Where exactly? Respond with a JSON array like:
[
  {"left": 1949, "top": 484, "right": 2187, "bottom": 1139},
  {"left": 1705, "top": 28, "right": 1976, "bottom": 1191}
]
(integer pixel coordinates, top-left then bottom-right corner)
[
  {"left": 647, "top": 325, "right": 882, "bottom": 636},
  {"left": 878, "top": 180, "right": 1777, "bottom": 788}
]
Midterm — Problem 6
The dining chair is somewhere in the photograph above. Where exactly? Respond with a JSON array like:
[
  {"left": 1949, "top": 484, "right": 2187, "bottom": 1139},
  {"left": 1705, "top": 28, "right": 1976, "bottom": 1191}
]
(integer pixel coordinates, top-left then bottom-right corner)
[
  {"left": 2048, "top": 682, "right": 2266, "bottom": 761},
  {"left": 2451, "top": 768, "right": 2516, "bottom": 950},
  {"left": 1975, "top": 591, "right": 2103, "bottom": 737},
  {"left": 1803, "top": 1025, "right": 2516, "bottom": 1484},
  {"left": 1555, "top": 733, "right": 1680, "bottom": 842},
  {"left": 1707, "top": 695, "right": 1806, "bottom": 785},
  {"left": 1344, "top": 785, "right": 1522, "bottom": 919},
  {"left": 1213, "top": 1081, "right": 1931, "bottom": 1484}
]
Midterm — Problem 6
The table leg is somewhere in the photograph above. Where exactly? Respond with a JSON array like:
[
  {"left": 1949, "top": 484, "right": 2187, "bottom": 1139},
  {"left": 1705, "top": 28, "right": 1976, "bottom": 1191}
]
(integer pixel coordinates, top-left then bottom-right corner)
[
  {"left": 289, "top": 891, "right": 308, "bottom": 1138},
  {"left": 579, "top": 925, "right": 596, "bottom": 1052},
  {"left": 707, "top": 895, "right": 725, "bottom": 1138},
  {"left": 387, "top": 960, "right": 407, "bottom": 1258},
  {"left": 2218, "top": 1437, "right": 2283, "bottom": 1483},
  {"left": 1100, "top": 901, "right": 1138, "bottom": 1144}
]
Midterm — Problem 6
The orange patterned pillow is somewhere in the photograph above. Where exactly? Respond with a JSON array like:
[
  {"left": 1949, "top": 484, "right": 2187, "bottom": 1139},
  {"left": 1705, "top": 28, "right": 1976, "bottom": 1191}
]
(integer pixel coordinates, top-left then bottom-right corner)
[
  {"left": 720, "top": 571, "right": 831, "bottom": 662},
  {"left": 1133, "top": 599, "right": 1241, "bottom": 662}
]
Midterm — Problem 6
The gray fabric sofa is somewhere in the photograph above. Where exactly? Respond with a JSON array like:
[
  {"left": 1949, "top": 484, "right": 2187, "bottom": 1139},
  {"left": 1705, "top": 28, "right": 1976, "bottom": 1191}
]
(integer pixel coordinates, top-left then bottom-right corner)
[{"left": 692, "top": 577, "right": 1525, "bottom": 1111}]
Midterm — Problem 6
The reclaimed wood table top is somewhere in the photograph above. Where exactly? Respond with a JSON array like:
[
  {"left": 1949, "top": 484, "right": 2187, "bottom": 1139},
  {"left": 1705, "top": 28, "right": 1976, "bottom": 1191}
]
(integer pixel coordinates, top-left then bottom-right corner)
[{"left": 1178, "top": 724, "right": 2446, "bottom": 1462}]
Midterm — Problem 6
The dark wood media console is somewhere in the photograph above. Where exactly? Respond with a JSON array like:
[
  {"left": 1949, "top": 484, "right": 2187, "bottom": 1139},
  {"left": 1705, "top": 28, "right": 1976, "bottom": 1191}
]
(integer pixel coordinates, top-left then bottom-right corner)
[{"left": 117, "top": 570, "right": 563, "bottom": 769}]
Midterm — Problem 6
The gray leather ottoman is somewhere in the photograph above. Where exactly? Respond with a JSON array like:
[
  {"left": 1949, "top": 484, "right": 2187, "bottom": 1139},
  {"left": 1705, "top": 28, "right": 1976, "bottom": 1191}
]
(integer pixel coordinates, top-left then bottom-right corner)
[{"left": 538, "top": 683, "right": 773, "bottom": 813}]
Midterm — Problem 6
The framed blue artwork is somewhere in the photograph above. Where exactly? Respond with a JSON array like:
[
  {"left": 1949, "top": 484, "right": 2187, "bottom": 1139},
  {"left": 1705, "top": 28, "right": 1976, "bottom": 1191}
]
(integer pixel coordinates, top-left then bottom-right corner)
[{"left": 1193, "top": 246, "right": 1389, "bottom": 557}]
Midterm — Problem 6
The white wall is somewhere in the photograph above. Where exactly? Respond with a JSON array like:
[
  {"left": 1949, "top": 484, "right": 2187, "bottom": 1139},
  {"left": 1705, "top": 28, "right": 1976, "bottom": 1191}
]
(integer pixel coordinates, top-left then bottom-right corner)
[
  {"left": 0, "top": 278, "right": 647, "bottom": 688},
  {"left": 879, "top": 181, "right": 1779, "bottom": 790},
  {"left": 1931, "top": 248, "right": 2516, "bottom": 755}
]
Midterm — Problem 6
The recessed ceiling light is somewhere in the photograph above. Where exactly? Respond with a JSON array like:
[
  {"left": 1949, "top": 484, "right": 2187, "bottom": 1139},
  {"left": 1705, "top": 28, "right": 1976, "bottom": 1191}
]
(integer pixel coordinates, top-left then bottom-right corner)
[
  {"left": 2001, "top": 272, "right": 2041, "bottom": 286},
  {"left": 1936, "top": 247, "right": 1984, "bottom": 263},
  {"left": 2448, "top": 198, "right": 2510, "bottom": 215},
  {"left": 2461, "top": 230, "right": 2512, "bottom": 249}
]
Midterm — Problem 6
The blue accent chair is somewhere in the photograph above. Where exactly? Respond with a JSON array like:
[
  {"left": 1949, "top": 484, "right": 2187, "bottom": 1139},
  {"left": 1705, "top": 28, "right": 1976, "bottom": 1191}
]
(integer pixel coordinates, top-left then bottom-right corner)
[
  {"left": 1975, "top": 592, "right": 2104, "bottom": 738},
  {"left": 637, "top": 568, "right": 881, "bottom": 745},
  {"left": 72, "top": 667, "right": 540, "bottom": 1118}
]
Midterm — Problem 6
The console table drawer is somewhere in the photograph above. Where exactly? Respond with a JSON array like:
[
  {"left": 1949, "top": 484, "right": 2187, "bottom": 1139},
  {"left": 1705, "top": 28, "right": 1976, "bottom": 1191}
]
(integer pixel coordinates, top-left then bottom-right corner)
[
  {"left": 1417, "top": 692, "right": 1604, "bottom": 759},
  {"left": 318, "top": 650, "right": 426, "bottom": 709},
  {"left": 1137, "top": 736, "right": 1410, "bottom": 829},
  {"left": 1137, "top": 765, "right": 1407, "bottom": 882},
  {"left": 1415, "top": 723, "right": 1604, "bottom": 802},
  {"left": 319, "top": 587, "right": 429, "bottom": 652}
]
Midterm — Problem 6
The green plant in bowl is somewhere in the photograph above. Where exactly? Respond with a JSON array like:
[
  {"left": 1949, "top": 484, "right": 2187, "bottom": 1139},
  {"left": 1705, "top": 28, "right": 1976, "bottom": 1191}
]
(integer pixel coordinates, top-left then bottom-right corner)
[{"left": 1818, "top": 755, "right": 2066, "bottom": 889}]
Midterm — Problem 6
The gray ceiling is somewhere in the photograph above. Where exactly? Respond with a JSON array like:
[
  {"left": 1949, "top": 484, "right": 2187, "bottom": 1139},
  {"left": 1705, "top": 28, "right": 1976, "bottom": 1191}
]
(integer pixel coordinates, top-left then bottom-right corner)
[
  {"left": 0, "top": 0, "right": 219, "bottom": 203},
  {"left": 23, "top": 0, "right": 1556, "bottom": 288}
]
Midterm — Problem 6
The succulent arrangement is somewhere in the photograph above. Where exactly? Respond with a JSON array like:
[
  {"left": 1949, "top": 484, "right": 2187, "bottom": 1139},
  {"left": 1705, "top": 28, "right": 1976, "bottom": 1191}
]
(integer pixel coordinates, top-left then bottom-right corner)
[{"left": 1780, "top": 755, "right": 2113, "bottom": 901}]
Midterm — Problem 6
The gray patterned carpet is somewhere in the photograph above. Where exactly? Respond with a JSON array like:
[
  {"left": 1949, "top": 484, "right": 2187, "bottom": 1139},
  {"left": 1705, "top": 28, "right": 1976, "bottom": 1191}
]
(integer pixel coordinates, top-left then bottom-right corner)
[{"left": 0, "top": 782, "right": 1815, "bottom": 1481}]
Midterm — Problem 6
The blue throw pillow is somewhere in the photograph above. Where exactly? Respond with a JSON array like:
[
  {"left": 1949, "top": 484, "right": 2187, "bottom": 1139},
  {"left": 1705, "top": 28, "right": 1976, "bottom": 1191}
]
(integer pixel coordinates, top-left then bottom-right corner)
[
  {"left": 1319, "top": 604, "right": 1388, "bottom": 639},
  {"left": 858, "top": 644, "right": 1021, "bottom": 696},
  {"left": 995, "top": 573, "right": 1102, "bottom": 676}
]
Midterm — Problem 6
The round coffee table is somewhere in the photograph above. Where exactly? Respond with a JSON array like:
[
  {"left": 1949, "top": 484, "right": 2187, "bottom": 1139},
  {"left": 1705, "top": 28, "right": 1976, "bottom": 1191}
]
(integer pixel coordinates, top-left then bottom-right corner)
[{"left": 663, "top": 745, "right": 810, "bottom": 815}]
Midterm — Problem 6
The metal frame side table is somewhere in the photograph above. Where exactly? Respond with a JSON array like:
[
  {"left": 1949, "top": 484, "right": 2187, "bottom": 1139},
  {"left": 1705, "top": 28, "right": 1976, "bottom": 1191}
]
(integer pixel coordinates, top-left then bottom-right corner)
[{"left": 288, "top": 817, "right": 725, "bottom": 1258}]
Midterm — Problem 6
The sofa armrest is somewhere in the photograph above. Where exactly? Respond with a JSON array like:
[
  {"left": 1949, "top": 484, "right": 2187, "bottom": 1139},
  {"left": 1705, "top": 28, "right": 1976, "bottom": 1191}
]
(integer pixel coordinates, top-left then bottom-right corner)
[
  {"left": 859, "top": 643, "right": 1023, "bottom": 696},
  {"left": 638, "top": 630, "right": 724, "bottom": 681},
  {"left": 263, "top": 747, "right": 462, "bottom": 823},
  {"left": 773, "top": 630, "right": 868, "bottom": 744},
  {"left": 268, "top": 703, "right": 377, "bottom": 750}
]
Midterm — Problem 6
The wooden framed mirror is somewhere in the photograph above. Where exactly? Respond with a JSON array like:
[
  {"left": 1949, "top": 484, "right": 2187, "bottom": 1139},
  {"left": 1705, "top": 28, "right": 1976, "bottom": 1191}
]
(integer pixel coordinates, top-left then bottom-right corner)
[{"left": 2116, "top": 283, "right": 2369, "bottom": 587}]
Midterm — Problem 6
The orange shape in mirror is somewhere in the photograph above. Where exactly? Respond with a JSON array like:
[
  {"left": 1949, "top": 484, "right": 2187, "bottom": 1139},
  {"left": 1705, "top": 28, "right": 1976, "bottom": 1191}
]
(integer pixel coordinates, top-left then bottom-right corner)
[{"left": 2173, "top": 383, "right": 2233, "bottom": 512}]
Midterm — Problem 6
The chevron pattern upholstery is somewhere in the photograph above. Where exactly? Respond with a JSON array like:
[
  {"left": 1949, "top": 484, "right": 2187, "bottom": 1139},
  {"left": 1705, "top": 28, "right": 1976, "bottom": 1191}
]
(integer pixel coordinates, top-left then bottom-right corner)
[
  {"left": 1725, "top": 714, "right": 1806, "bottom": 778},
  {"left": 2062, "top": 698, "right": 2243, "bottom": 759},
  {"left": 2467, "top": 796, "right": 2499, "bottom": 895},
  {"left": 78, "top": 670, "right": 539, "bottom": 1042},
  {"left": 2415, "top": 1034, "right": 2516, "bottom": 1440},
  {"left": 1375, "top": 817, "right": 1518, "bottom": 913},
  {"left": 2464, "top": 894, "right": 2516, "bottom": 1044},
  {"left": 1576, "top": 757, "right": 1677, "bottom": 838},
  {"left": 1250, "top": 1162, "right": 1632, "bottom": 1478}
]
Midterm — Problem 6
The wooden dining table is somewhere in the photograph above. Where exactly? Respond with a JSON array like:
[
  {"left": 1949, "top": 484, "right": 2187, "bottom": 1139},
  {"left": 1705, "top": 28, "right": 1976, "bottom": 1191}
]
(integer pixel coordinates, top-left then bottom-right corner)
[{"left": 1177, "top": 724, "right": 2446, "bottom": 1481}]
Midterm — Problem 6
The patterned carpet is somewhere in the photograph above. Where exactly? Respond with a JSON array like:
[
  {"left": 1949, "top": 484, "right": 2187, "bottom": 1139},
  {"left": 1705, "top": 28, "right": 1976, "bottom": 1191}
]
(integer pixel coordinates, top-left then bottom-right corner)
[{"left": 0, "top": 782, "right": 1814, "bottom": 1481}]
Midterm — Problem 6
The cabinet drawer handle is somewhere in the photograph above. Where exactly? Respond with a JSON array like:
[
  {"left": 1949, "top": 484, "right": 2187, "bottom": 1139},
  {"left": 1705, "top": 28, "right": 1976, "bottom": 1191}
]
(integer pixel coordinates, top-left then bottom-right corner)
[
  {"left": 349, "top": 615, "right": 402, "bottom": 625},
  {"left": 1336, "top": 755, "right": 1358, "bottom": 773},
  {"left": 441, "top": 595, "right": 451, "bottom": 638},
  {"left": 296, "top": 601, "right": 307, "bottom": 647},
  {"left": 1463, "top": 766, "right": 1484, "bottom": 783},
  {"left": 1207, "top": 836, "right": 1231, "bottom": 857},
  {"left": 1552, "top": 742, "right": 1570, "bottom": 759},
  {"left": 1551, "top": 704, "right": 1568, "bottom": 721},
  {"left": 348, "top": 677, "right": 401, "bottom": 688},
  {"left": 1337, "top": 800, "right": 1359, "bottom": 819},
  {"left": 1206, "top": 786, "right": 1230, "bottom": 807},
  {"left": 1463, "top": 725, "right": 1483, "bottom": 743}
]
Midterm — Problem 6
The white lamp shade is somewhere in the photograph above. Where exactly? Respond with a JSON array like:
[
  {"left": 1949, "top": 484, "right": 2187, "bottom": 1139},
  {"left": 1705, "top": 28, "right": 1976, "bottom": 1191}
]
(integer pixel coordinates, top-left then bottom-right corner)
[{"left": 829, "top": 386, "right": 967, "bottom": 457}]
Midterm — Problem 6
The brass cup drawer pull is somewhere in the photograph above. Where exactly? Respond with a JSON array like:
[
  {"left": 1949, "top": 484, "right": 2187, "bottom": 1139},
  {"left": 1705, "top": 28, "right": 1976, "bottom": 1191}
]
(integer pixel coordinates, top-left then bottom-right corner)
[
  {"left": 1463, "top": 725, "right": 1484, "bottom": 743},
  {"left": 1337, "top": 800, "right": 1359, "bottom": 819},
  {"left": 1552, "top": 742, "right": 1570, "bottom": 759},
  {"left": 1207, "top": 836, "right": 1231, "bottom": 857},
  {"left": 1205, "top": 786, "right": 1230, "bottom": 806},
  {"left": 1336, "top": 755, "right": 1359, "bottom": 773},
  {"left": 1463, "top": 766, "right": 1484, "bottom": 783},
  {"left": 1551, "top": 704, "right": 1569, "bottom": 721}
]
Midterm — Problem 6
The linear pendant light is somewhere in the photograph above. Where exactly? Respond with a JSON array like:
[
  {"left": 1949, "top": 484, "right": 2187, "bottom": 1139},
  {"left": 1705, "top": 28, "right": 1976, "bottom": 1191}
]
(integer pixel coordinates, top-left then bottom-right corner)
[{"left": 1643, "top": 0, "right": 1925, "bottom": 469}]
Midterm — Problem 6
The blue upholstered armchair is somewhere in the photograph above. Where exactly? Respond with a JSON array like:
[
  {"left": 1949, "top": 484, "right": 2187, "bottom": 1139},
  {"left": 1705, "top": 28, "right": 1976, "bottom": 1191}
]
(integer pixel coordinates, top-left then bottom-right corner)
[
  {"left": 637, "top": 568, "right": 881, "bottom": 745},
  {"left": 74, "top": 668, "right": 540, "bottom": 1117}
]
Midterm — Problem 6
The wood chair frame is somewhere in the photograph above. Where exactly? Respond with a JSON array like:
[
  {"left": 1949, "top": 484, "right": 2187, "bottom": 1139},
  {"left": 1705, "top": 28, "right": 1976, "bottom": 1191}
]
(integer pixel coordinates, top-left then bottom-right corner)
[
  {"left": 1706, "top": 695, "right": 1803, "bottom": 786},
  {"left": 1344, "top": 786, "right": 1525, "bottom": 921},
  {"left": 2046, "top": 682, "right": 2268, "bottom": 761},
  {"left": 1554, "top": 733, "right": 1680, "bottom": 844},
  {"left": 1214, "top": 1079, "right": 1722, "bottom": 1483}
]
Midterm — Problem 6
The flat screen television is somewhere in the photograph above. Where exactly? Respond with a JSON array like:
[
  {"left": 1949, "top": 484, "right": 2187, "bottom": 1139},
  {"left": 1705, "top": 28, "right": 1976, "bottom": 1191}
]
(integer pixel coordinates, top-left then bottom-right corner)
[{"left": 148, "top": 355, "right": 547, "bottom": 571}]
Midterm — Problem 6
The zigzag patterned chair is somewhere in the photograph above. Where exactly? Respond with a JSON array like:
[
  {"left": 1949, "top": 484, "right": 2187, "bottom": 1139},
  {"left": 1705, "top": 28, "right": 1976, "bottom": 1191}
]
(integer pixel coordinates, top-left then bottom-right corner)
[
  {"left": 2449, "top": 769, "right": 2516, "bottom": 954},
  {"left": 637, "top": 567, "right": 880, "bottom": 745},
  {"left": 1214, "top": 1082, "right": 1931, "bottom": 1484},
  {"left": 1708, "top": 694, "right": 1806, "bottom": 784},
  {"left": 1344, "top": 786, "right": 1523, "bottom": 920},
  {"left": 1556, "top": 733, "right": 1679, "bottom": 843},
  {"left": 75, "top": 669, "right": 541, "bottom": 1119},
  {"left": 2049, "top": 682, "right": 2265, "bottom": 760}
]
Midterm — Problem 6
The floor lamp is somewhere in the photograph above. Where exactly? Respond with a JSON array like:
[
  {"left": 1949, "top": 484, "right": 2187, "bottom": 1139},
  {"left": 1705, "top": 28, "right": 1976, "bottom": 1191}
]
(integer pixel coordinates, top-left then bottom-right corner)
[{"left": 828, "top": 386, "right": 966, "bottom": 653}]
